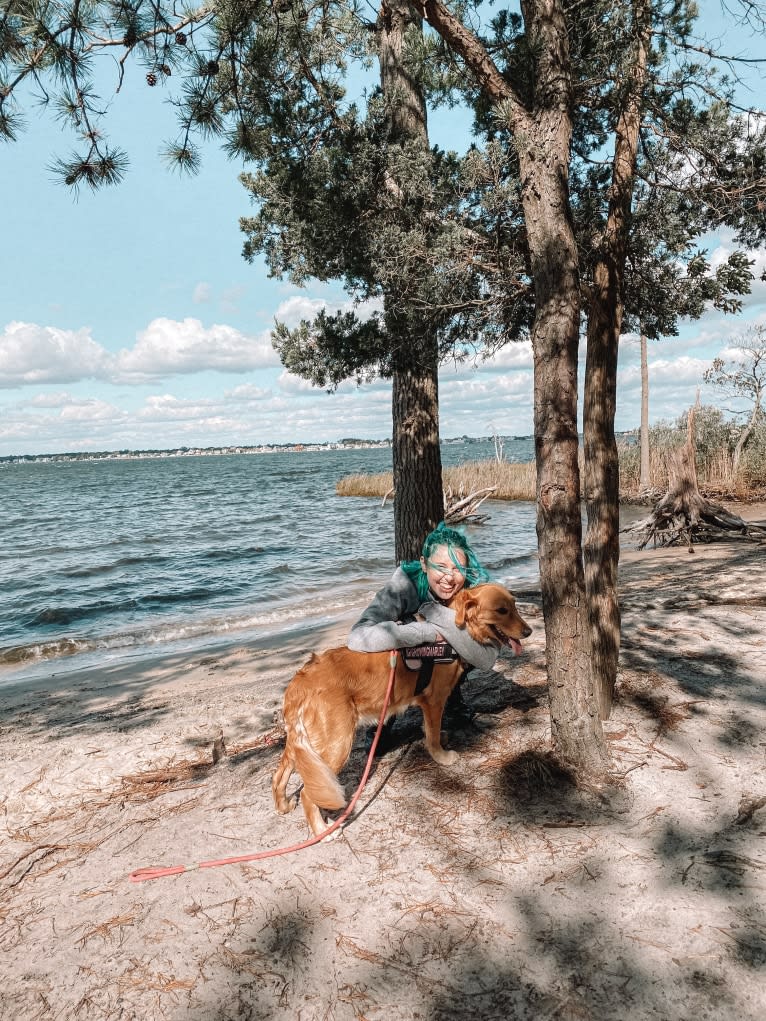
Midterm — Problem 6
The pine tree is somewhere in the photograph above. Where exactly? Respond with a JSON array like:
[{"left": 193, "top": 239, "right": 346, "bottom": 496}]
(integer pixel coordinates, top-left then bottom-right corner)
[
  {"left": 3, "top": 0, "right": 764, "bottom": 775},
  {"left": 417, "top": 0, "right": 764, "bottom": 757},
  {"left": 233, "top": 2, "right": 531, "bottom": 559}
]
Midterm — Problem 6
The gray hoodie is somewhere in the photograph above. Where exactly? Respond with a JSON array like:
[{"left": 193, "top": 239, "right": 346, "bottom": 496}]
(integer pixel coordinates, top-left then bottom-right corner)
[{"left": 347, "top": 567, "right": 497, "bottom": 672}]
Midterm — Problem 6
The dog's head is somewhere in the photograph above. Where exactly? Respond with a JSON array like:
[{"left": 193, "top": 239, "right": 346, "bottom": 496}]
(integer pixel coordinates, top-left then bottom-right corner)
[{"left": 451, "top": 583, "right": 532, "bottom": 655}]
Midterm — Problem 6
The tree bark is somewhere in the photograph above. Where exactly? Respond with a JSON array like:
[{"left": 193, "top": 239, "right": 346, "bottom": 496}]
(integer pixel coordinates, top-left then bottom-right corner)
[
  {"left": 583, "top": 0, "right": 651, "bottom": 720},
  {"left": 421, "top": 0, "right": 610, "bottom": 775},
  {"left": 391, "top": 354, "right": 444, "bottom": 561},
  {"left": 639, "top": 330, "right": 651, "bottom": 492},
  {"left": 732, "top": 397, "right": 761, "bottom": 474},
  {"left": 379, "top": 2, "right": 444, "bottom": 561},
  {"left": 520, "top": 108, "right": 610, "bottom": 773}
]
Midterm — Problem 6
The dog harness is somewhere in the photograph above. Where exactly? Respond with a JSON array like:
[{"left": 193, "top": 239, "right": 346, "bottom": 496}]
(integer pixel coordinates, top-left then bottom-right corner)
[{"left": 401, "top": 641, "right": 460, "bottom": 694}]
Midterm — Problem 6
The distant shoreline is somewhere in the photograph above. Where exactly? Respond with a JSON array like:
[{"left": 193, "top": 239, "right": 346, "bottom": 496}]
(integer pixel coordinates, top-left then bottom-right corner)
[{"left": 0, "top": 435, "right": 531, "bottom": 465}]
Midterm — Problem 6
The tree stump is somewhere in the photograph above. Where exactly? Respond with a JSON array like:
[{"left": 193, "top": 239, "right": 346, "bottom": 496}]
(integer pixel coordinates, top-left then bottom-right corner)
[{"left": 626, "top": 406, "right": 764, "bottom": 549}]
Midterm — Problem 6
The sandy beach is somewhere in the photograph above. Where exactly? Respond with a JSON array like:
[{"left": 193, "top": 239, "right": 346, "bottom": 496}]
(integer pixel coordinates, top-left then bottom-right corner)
[{"left": 2, "top": 506, "right": 765, "bottom": 1021}]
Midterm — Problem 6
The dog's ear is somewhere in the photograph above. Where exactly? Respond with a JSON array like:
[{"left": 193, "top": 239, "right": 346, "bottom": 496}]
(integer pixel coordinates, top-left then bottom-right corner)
[{"left": 454, "top": 590, "right": 477, "bottom": 629}]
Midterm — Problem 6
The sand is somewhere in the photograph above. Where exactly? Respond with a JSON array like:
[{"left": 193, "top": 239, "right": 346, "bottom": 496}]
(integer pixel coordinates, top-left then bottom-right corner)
[{"left": 1, "top": 506, "right": 765, "bottom": 1021}]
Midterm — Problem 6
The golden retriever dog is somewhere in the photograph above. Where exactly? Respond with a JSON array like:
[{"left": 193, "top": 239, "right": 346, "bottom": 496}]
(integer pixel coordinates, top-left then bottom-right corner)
[{"left": 272, "top": 583, "right": 532, "bottom": 836}]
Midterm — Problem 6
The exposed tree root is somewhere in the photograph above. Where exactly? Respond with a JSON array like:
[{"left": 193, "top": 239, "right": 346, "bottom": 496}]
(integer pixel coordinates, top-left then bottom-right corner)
[{"left": 624, "top": 405, "right": 766, "bottom": 549}]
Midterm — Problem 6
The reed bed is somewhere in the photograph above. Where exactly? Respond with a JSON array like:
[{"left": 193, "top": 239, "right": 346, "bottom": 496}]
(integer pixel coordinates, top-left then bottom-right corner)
[
  {"left": 336, "top": 460, "right": 538, "bottom": 501},
  {"left": 338, "top": 445, "right": 765, "bottom": 504},
  {"left": 618, "top": 437, "right": 766, "bottom": 501}
]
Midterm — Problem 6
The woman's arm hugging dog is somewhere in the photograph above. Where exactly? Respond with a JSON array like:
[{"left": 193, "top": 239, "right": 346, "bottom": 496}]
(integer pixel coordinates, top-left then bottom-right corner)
[{"left": 271, "top": 583, "right": 532, "bottom": 837}]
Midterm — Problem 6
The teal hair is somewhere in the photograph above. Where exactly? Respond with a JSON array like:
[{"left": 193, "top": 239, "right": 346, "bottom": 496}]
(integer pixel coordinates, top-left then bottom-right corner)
[{"left": 401, "top": 522, "right": 490, "bottom": 601}]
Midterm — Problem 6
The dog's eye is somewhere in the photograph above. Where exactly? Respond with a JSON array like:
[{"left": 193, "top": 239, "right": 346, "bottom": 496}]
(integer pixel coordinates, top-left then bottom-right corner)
[{"left": 496, "top": 606, "right": 509, "bottom": 615}]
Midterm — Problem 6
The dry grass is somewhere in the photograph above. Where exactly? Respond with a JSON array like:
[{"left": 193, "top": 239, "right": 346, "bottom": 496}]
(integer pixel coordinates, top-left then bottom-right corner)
[
  {"left": 335, "top": 471, "right": 394, "bottom": 497},
  {"left": 337, "top": 460, "right": 537, "bottom": 501},
  {"left": 339, "top": 449, "right": 766, "bottom": 504},
  {"left": 619, "top": 441, "right": 766, "bottom": 502}
]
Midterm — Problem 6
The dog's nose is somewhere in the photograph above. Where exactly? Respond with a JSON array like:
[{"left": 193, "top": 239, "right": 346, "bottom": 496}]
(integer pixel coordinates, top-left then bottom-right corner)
[{"left": 522, "top": 624, "right": 532, "bottom": 639}]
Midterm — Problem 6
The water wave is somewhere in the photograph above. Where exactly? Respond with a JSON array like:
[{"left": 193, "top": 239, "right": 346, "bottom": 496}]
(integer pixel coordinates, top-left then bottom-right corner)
[{"left": 1, "top": 442, "right": 539, "bottom": 674}]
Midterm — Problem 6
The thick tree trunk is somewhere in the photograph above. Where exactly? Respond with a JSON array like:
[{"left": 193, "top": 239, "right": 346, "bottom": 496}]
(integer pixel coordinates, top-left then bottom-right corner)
[
  {"left": 391, "top": 352, "right": 444, "bottom": 561},
  {"left": 379, "top": 2, "right": 444, "bottom": 561},
  {"left": 583, "top": 262, "right": 621, "bottom": 721},
  {"left": 521, "top": 148, "right": 610, "bottom": 776},
  {"left": 517, "top": 5, "right": 610, "bottom": 776},
  {"left": 420, "top": 0, "right": 610, "bottom": 776},
  {"left": 380, "top": 1, "right": 428, "bottom": 138},
  {"left": 583, "top": 0, "right": 650, "bottom": 720}
]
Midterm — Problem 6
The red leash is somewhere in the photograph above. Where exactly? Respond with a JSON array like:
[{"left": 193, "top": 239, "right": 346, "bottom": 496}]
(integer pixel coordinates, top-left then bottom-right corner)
[{"left": 129, "top": 651, "right": 399, "bottom": 882}]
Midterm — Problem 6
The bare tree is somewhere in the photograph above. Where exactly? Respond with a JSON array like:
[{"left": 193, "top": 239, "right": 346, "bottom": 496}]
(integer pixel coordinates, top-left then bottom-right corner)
[{"left": 704, "top": 324, "right": 766, "bottom": 475}]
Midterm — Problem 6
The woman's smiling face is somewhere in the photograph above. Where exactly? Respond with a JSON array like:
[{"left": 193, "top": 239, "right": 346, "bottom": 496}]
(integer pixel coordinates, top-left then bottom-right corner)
[{"left": 421, "top": 543, "right": 468, "bottom": 601}]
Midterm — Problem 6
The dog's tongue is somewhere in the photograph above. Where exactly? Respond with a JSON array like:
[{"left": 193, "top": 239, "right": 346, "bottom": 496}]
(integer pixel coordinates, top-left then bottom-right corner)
[{"left": 508, "top": 637, "right": 523, "bottom": 656}]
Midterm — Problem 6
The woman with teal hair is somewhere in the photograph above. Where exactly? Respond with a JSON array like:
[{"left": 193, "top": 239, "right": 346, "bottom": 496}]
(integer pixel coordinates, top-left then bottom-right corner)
[{"left": 348, "top": 522, "right": 497, "bottom": 672}]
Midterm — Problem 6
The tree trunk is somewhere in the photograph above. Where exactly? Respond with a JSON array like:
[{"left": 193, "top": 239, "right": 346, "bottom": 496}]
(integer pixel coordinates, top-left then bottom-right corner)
[
  {"left": 639, "top": 330, "right": 651, "bottom": 491},
  {"left": 379, "top": 2, "right": 444, "bottom": 561},
  {"left": 522, "top": 148, "right": 610, "bottom": 776},
  {"left": 380, "top": 1, "right": 428, "bottom": 139},
  {"left": 420, "top": 0, "right": 610, "bottom": 776},
  {"left": 583, "top": 0, "right": 650, "bottom": 720},
  {"left": 516, "top": 4, "right": 610, "bottom": 775},
  {"left": 732, "top": 398, "right": 760, "bottom": 475},
  {"left": 391, "top": 353, "right": 444, "bottom": 561}
]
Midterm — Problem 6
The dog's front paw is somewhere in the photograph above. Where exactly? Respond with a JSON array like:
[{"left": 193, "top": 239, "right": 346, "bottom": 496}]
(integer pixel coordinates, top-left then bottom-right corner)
[
  {"left": 429, "top": 747, "right": 459, "bottom": 766},
  {"left": 318, "top": 824, "right": 343, "bottom": 842}
]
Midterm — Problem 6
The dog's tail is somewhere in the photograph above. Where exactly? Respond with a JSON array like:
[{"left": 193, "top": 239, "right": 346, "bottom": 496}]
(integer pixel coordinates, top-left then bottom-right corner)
[{"left": 293, "top": 737, "right": 346, "bottom": 811}]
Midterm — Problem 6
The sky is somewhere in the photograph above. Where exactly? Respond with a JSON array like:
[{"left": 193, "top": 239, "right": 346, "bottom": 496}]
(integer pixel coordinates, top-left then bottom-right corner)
[{"left": 1, "top": 4, "right": 765, "bottom": 457}]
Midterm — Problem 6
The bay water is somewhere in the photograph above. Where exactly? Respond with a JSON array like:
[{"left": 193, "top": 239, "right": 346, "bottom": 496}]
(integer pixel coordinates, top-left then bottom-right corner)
[{"left": 1, "top": 439, "right": 540, "bottom": 682}]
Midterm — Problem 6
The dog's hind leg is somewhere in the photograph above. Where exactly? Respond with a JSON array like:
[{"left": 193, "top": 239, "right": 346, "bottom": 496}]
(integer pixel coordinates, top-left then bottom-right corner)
[
  {"left": 299, "top": 790, "right": 333, "bottom": 838},
  {"left": 272, "top": 748, "right": 298, "bottom": 815},
  {"left": 295, "top": 706, "right": 359, "bottom": 837}
]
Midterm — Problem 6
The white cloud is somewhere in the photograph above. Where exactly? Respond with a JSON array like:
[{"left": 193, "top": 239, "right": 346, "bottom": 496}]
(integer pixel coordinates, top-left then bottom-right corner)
[
  {"left": 0, "top": 322, "right": 110, "bottom": 388},
  {"left": 59, "top": 399, "right": 122, "bottom": 422},
  {"left": 220, "top": 285, "right": 246, "bottom": 313},
  {"left": 276, "top": 370, "right": 322, "bottom": 394},
  {"left": 192, "top": 282, "right": 211, "bottom": 304},
  {"left": 275, "top": 296, "right": 329, "bottom": 328},
  {"left": 140, "top": 394, "right": 209, "bottom": 418},
  {"left": 618, "top": 355, "right": 711, "bottom": 388},
  {"left": 0, "top": 316, "right": 281, "bottom": 390},
  {"left": 24, "top": 391, "right": 79, "bottom": 409},
  {"left": 113, "top": 318, "right": 279, "bottom": 381},
  {"left": 225, "top": 383, "right": 274, "bottom": 402},
  {"left": 480, "top": 340, "right": 534, "bottom": 370},
  {"left": 273, "top": 294, "right": 384, "bottom": 330},
  {"left": 2, "top": 286, "right": 765, "bottom": 454}
]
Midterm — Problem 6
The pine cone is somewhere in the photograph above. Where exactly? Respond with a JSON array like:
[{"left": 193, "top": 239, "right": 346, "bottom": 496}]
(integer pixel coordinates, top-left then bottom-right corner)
[
  {"left": 146, "top": 72, "right": 158, "bottom": 87},
  {"left": 160, "top": 64, "right": 171, "bottom": 77},
  {"left": 205, "top": 60, "right": 220, "bottom": 76},
  {"left": 175, "top": 32, "right": 187, "bottom": 45}
]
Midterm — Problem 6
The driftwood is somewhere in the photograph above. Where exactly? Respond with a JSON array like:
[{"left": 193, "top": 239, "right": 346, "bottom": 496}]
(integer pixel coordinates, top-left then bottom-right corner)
[
  {"left": 624, "top": 406, "right": 765, "bottom": 550},
  {"left": 381, "top": 484, "right": 497, "bottom": 525},
  {"left": 443, "top": 484, "right": 496, "bottom": 524}
]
